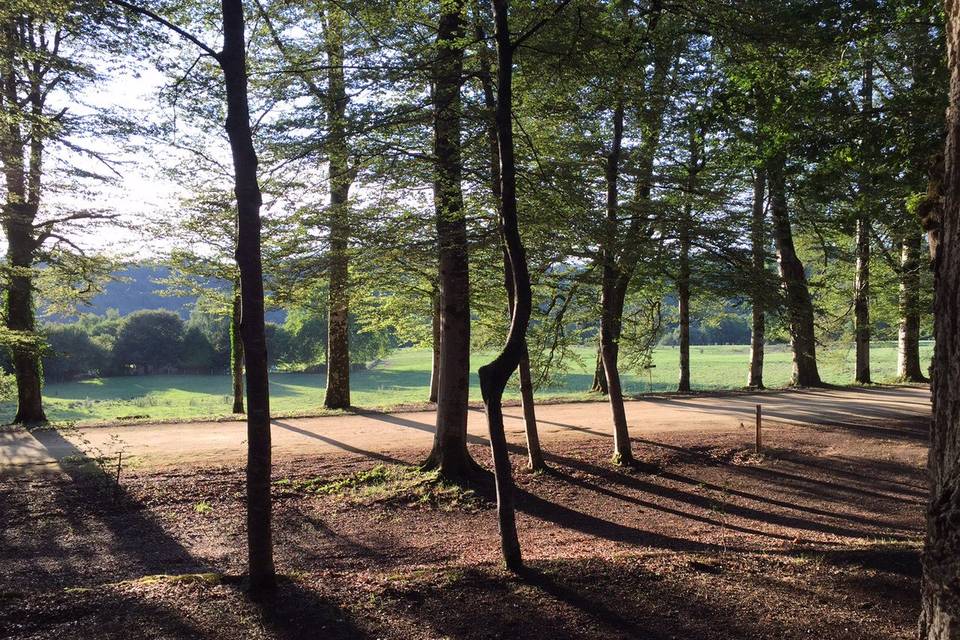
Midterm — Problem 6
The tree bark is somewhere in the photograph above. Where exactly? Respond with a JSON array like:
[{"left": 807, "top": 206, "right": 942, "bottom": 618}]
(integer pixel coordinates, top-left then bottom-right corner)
[
  {"left": 677, "top": 127, "right": 698, "bottom": 394},
  {"left": 897, "top": 233, "right": 927, "bottom": 382},
  {"left": 600, "top": 99, "right": 634, "bottom": 465},
  {"left": 323, "top": 3, "right": 351, "bottom": 410},
  {"left": 5, "top": 224, "right": 45, "bottom": 424},
  {"left": 429, "top": 287, "right": 441, "bottom": 403},
  {"left": 479, "top": 0, "right": 527, "bottom": 571},
  {"left": 748, "top": 168, "right": 766, "bottom": 388},
  {"left": 854, "top": 56, "right": 874, "bottom": 385},
  {"left": 1, "top": 20, "right": 46, "bottom": 425},
  {"left": 590, "top": 344, "right": 608, "bottom": 393},
  {"left": 767, "top": 154, "right": 821, "bottom": 387},
  {"left": 518, "top": 348, "right": 544, "bottom": 470},
  {"left": 231, "top": 283, "right": 245, "bottom": 414},
  {"left": 423, "top": 0, "right": 478, "bottom": 479},
  {"left": 920, "top": 5, "right": 960, "bottom": 635},
  {"left": 220, "top": 0, "right": 275, "bottom": 595},
  {"left": 597, "top": 6, "right": 669, "bottom": 463}
]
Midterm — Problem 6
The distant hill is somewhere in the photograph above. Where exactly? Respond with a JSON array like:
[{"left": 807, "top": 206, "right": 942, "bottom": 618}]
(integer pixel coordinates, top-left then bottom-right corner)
[
  {"left": 42, "top": 265, "right": 196, "bottom": 320},
  {"left": 44, "top": 264, "right": 286, "bottom": 323}
]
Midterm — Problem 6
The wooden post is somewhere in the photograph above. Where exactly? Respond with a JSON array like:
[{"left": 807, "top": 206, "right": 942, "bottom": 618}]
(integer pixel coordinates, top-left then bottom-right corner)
[{"left": 755, "top": 404, "right": 762, "bottom": 453}]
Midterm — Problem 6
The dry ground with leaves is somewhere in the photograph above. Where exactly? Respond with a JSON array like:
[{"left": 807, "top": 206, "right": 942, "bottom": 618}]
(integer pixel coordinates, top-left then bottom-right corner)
[{"left": 0, "top": 396, "right": 927, "bottom": 639}]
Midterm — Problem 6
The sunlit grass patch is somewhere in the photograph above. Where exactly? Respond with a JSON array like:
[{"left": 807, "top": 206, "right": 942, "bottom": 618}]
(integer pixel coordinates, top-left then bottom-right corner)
[{"left": 278, "top": 464, "right": 488, "bottom": 512}]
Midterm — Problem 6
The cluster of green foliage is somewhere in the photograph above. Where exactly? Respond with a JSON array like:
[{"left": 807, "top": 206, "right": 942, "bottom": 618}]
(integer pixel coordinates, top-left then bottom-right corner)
[{"left": 39, "top": 304, "right": 395, "bottom": 382}]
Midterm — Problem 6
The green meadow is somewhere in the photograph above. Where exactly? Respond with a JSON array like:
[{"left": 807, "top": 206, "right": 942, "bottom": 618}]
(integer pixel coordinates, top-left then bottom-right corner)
[{"left": 4, "top": 342, "right": 931, "bottom": 425}]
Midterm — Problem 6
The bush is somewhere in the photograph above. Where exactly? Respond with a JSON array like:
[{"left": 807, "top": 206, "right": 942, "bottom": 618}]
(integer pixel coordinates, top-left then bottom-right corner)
[
  {"left": 180, "top": 326, "right": 218, "bottom": 373},
  {"left": 112, "top": 310, "right": 185, "bottom": 373},
  {"left": 42, "top": 324, "right": 111, "bottom": 381}
]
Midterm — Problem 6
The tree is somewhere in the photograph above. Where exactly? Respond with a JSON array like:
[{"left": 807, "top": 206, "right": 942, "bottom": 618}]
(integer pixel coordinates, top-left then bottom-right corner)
[
  {"left": 112, "top": 310, "right": 184, "bottom": 372},
  {"left": 0, "top": 0, "right": 119, "bottom": 423},
  {"left": 747, "top": 168, "right": 766, "bottom": 388},
  {"left": 42, "top": 324, "right": 110, "bottom": 381},
  {"left": 853, "top": 50, "right": 875, "bottom": 384},
  {"left": 474, "top": 10, "right": 544, "bottom": 471},
  {"left": 919, "top": 2, "right": 960, "bottom": 633},
  {"left": 180, "top": 325, "right": 217, "bottom": 373},
  {"left": 768, "top": 151, "right": 821, "bottom": 387},
  {"left": 422, "top": 0, "right": 479, "bottom": 479},
  {"left": 322, "top": 2, "right": 353, "bottom": 410},
  {"left": 477, "top": 0, "right": 538, "bottom": 572},
  {"left": 597, "top": 3, "right": 673, "bottom": 464},
  {"left": 114, "top": 0, "right": 276, "bottom": 594}
]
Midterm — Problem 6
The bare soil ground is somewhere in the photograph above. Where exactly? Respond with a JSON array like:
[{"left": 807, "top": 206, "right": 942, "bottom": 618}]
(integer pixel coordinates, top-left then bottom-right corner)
[{"left": 0, "top": 402, "right": 927, "bottom": 639}]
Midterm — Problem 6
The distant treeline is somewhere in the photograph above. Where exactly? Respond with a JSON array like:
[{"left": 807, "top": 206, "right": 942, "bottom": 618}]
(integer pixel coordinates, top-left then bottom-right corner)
[{"left": 39, "top": 308, "right": 394, "bottom": 382}]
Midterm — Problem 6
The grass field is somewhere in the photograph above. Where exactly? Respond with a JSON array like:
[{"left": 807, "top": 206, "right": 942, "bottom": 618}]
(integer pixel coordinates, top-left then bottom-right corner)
[{"left": 2, "top": 342, "right": 931, "bottom": 424}]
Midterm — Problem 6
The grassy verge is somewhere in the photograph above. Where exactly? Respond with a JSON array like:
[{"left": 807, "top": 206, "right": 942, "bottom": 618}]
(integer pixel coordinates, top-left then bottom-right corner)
[{"left": 2, "top": 342, "right": 931, "bottom": 424}]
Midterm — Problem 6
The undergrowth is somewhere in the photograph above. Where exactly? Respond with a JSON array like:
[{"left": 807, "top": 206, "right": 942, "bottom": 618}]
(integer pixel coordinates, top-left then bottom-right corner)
[{"left": 275, "top": 464, "right": 487, "bottom": 512}]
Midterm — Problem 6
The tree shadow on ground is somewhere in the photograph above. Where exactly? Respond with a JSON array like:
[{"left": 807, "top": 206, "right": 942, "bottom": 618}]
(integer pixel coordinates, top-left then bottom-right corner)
[
  {"left": 1, "top": 427, "right": 209, "bottom": 591},
  {"left": 398, "top": 550, "right": 920, "bottom": 640},
  {"left": 272, "top": 419, "right": 408, "bottom": 464},
  {"left": 533, "top": 447, "right": 917, "bottom": 543}
]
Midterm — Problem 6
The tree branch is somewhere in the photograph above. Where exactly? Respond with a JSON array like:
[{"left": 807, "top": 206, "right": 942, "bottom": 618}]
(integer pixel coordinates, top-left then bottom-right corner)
[{"left": 108, "top": 0, "right": 221, "bottom": 60}]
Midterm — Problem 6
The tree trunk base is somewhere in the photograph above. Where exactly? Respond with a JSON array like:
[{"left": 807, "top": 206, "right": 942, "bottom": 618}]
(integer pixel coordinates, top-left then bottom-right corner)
[{"left": 420, "top": 448, "right": 488, "bottom": 483}]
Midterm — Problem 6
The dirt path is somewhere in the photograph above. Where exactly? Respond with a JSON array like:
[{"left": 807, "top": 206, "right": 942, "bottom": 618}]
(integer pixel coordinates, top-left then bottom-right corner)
[{"left": 0, "top": 385, "right": 929, "bottom": 472}]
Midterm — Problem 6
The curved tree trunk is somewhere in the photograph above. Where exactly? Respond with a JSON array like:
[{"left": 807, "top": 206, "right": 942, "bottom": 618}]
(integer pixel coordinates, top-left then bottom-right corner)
[
  {"left": 323, "top": 4, "right": 351, "bottom": 410},
  {"left": 767, "top": 154, "right": 821, "bottom": 387},
  {"left": 920, "top": 4, "right": 960, "bottom": 634},
  {"left": 897, "top": 233, "right": 927, "bottom": 382},
  {"left": 220, "top": 0, "right": 275, "bottom": 595},
  {"left": 748, "top": 168, "right": 766, "bottom": 388},
  {"left": 423, "top": 0, "right": 478, "bottom": 479},
  {"left": 480, "top": 0, "right": 527, "bottom": 570},
  {"left": 231, "top": 284, "right": 245, "bottom": 414},
  {"left": 476, "top": 12, "right": 544, "bottom": 472}
]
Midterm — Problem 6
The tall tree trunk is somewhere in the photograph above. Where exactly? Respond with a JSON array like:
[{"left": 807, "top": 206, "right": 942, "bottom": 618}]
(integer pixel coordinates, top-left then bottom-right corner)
[
  {"left": 324, "top": 4, "right": 351, "bottom": 410},
  {"left": 748, "top": 168, "right": 766, "bottom": 388},
  {"left": 480, "top": 0, "right": 526, "bottom": 571},
  {"left": 600, "top": 281, "right": 632, "bottom": 464},
  {"left": 423, "top": 0, "right": 477, "bottom": 479},
  {"left": 854, "top": 56, "right": 874, "bottom": 385},
  {"left": 677, "top": 230, "right": 691, "bottom": 393},
  {"left": 920, "top": 5, "right": 960, "bottom": 635},
  {"left": 476, "top": 12, "right": 544, "bottom": 472},
  {"left": 597, "top": 6, "right": 669, "bottom": 461},
  {"left": 591, "top": 344, "right": 608, "bottom": 393},
  {"left": 767, "top": 154, "right": 821, "bottom": 387},
  {"left": 429, "top": 287, "right": 441, "bottom": 403},
  {"left": 677, "top": 127, "right": 697, "bottom": 394},
  {"left": 5, "top": 224, "right": 45, "bottom": 425},
  {"left": 220, "top": 0, "right": 275, "bottom": 594},
  {"left": 231, "top": 283, "right": 245, "bottom": 414},
  {"left": 518, "top": 347, "right": 543, "bottom": 470},
  {"left": 1, "top": 24, "right": 45, "bottom": 425},
  {"left": 897, "top": 233, "right": 927, "bottom": 382},
  {"left": 600, "top": 99, "right": 633, "bottom": 465}
]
